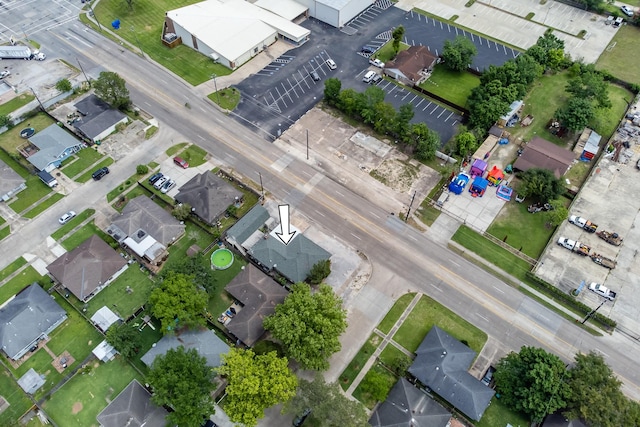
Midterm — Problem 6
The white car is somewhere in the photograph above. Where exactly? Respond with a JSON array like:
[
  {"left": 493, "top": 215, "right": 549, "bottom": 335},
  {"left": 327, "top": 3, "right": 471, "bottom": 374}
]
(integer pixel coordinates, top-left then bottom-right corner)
[
  {"left": 153, "top": 176, "right": 168, "bottom": 190},
  {"left": 160, "top": 179, "right": 175, "bottom": 194},
  {"left": 0, "top": 70, "right": 10, "bottom": 79},
  {"left": 369, "top": 58, "right": 385, "bottom": 68},
  {"left": 621, "top": 5, "right": 634, "bottom": 17},
  {"left": 59, "top": 211, "right": 77, "bottom": 225},
  {"left": 326, "top": 59, "right": 337, "bottom": 70}
]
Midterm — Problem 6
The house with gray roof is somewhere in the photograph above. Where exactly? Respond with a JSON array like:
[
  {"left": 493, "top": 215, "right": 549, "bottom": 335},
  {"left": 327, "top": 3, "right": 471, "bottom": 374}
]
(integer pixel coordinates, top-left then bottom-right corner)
[
  {"left": 97, "top": 380, "right": 168, "bottom": 427},
  {"left": 225, "top": 264, "right": 288, "bottom": 346},
  {"left": 369, "top": 378, "right": 451, "bottom": 427},
  {"left": 0, "top": 158, "right": 26, "bottom": 202},
  {"left": 408, "top": 326, "right": 494, "bottom": 421},
  {"left": 25, "top": 124, "right": 84, "bottom": 172},
  {"left": 226, "top": 204, "right": 270, "bottom": 255},
  {"left": 47, "top": 235, "right": 128, "bottom": 302},
  {"left": 175, "top": 171, "right": 242, "bottom": 225},
  {"left": 110, "top": 196, "right": 185, "bottom": 246},
  {"left": 73, "top": 94, "right": 128, "bottom": 143},
  {"left": 248, "top": 232, "right": 331, "bottom": 283},
  {"left": 0, "top": 283, "right": 67, "bottom": 360},
  {"left": 141, "top": 329, "right": 229, "bottom": 368}
]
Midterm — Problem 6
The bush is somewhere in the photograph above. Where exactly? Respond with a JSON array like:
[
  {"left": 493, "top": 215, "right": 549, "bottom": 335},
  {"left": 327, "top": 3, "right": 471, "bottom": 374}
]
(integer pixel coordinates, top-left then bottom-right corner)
[
  {"left": 136, "top": 164, "right": 149, "bottom": 175},
  {"left": 55, "top": 78, "right": 72, "bottom": 92}
]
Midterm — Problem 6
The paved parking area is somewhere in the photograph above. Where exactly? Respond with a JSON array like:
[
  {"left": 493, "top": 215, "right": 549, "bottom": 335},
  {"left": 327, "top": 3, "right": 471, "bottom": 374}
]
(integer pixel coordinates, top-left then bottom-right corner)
[{"left": 0, "top": 0, "right": 83, "bottom": 43}]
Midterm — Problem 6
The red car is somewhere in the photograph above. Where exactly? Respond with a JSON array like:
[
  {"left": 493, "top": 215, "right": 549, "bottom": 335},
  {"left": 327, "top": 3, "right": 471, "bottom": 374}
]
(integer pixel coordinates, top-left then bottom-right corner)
[{"left": 173, "top": 156, "right": 189, "bottom": 169}]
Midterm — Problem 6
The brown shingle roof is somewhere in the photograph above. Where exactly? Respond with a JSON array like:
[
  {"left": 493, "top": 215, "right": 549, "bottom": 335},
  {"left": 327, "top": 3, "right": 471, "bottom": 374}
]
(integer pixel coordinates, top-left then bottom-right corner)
[
  {"left": 513, "top": 136, "right": 575, "bottom": 178},
  {"left": 385, "top": 45, "right": 438, "bottom": 83}
]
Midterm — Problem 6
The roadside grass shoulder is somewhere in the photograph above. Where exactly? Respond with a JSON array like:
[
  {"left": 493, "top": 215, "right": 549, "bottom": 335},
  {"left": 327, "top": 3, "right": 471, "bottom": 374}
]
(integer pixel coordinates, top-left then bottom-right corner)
[
  {"left": 209, "top": 87, "right": 241, "bottom": 111},
  {"left": 0, "top": 93, "right": 35, "bottom": 117},
  {"left": 23, "top": 193, "right": 64, "bottom": 219},
  {"left": 377, "top": 293, "right": 415, "bottom": 334},
  {"left": 181, "top": 144, "right": 208, "bottom": 167},
  {"left": 106, "top": 173, "right": 143, "bottom": 202},
  {"left": 60, "top": 148, "right": 104, "bottom": 179},
  {"left": 74, "top": 157, "right": 114, "bottom": 183},
  {"left": 0, "top": 226, "right": 9, "bottom": 241},
  {"left": 0, "top": 257, "right": 27, "bottom": 283},
  {"left": 166, "top": 143, "right": 189, "bottom": 157},
  {"left": 596, "top": 24, "right": 640, "bottom": 85}
]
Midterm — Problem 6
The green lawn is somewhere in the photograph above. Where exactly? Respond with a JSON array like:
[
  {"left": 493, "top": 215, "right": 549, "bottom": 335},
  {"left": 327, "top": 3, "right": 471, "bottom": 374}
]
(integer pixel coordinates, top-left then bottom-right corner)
[
  {"left": 107, "top": 172, "right": 149, "bottom": 202},
  {"left": 43, "top": 358, "right": 142, "bottom": 427},
  {"left": 74, "top": 157, "right": 114, "bottom": 183},
  {"left": 0, "top": 257, "right": 27, "bottom": 283},
  {"left": 7, "top": 346, "right": 63, "bottom": 401},
  {"left": 0, "top": 226, "right": 9, "bottom": 241},
  {"left": 0, "top": 113, "right": 56, "bottom": 156},
  {"left": 164, "top": 222, "right": 217, "bottom": 267},
  {"left": 0, "top": 266, "right": 47, "bottom": 306},
  {"left": 0, "top": 93, "right": 35, "bottom": 117},
  {"left": 206, "top": 256, "right": 247, "bottom": 317},
  {"left": 378, "top": 344, "right": 410, "bottom": 367},
  {"left": 0, "top": 368, "right": 33, "bottom": 425},
  {"left": 0, "top": 215, "right": 4, "bottom": 227},
  {"left": 339, "top": 334, "right": 381, "bottom": 391},
  {"left": 452, "top": 225, "right": 533, "bottom": 281},
  {"left": 589, "top": 84, "right": 634, "bottom": 140},
  {"left": 352, "top": 364, "right": 397, "bottom": 409},
  {"left": 84, "top": 266, "right": 155, "bottom": 319},
  {"left": 209, "top": 87, "right": 241, "bottom": 110},
  {"left": 8, "top": 174, "right": 52, "bottom": 214},
  {"left": 23, "top": 193, "right": 64, "bottom": 219},
  {"left": 596, "top": 24, "right": 640, "bottom": 85},
  {"left": 60, "top": 148, "right": 104, "bottom": 179},
  {"left": 419, "top": 65, "right": 480, "bottom": 108},
  {"left": 373, "top": 41, "right": 409, "bottom": 63},
  {"left": 94, "top": 0, "right": 231, "bottom": 86},
  {"left": 166, "top": 143, "right": 189, "bottom": 157},
  {"left": 476, "top": 397, "right": 529, "bottom": 427},
  {"left": 51, "top": 209, "right": 96, "bottom": 241},
  {"left": 377, "top": 293, "right": 415, "bottom": 334},
  {"left": 60, "top": 221, "right": 114, "bottom": 251},
  {"left": 128, "top": 312, "right": 163, "bottom": 372},
  {"left": 393, "top": 294, "right": 487, "bottom": 354},
  {"left": 180, "top": 144, "right": 208, "bottom": 167}
]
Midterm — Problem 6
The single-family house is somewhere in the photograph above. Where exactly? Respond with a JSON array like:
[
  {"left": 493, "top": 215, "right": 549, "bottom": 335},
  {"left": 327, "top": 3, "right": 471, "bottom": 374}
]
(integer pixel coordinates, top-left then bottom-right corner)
[
  {"left": 408, "top": 326, "right": 495, "bottom": 421},
  {"left": 225, "top": 204, "right": 271, "bottom": 255},
  {"left": 383, "top": 45, "right": 438, "bottom": 85},
  {"left": 141, "top": 329, "right": 229, "bottom": 368},
  {"left": 73, "top": 94, "right": 128, "bottom": 143},
  {"left": 97, "top": 380, "right": 168, "bottom": 427},
  {"left": 0, "top": 158, "right": 26, "bottom": 201},
  {"left": 25, "top": 124, "right": 85, "bottom": 172},
  {"left": 175, "top": 171, "right": 242, "bottom": 225},
  {"left": 369, "top": 378, "right": 451, "bottom": 427},
  {"left": 90, "top": 306, "right": 121, "bottom": 333},
  {"left": 0, "top": 283, "right": 67, "bottom": 360},
  {"left": 225, "top": 264, "right": 288, "bottom": 346},
  {"left": 513, "top": 136, "right": 575, "bottom": 178},
  {"left": 110, "top": 196, "right": 185, "bottom": 246},
  {"left": 47, "top": 235, "right": 128, "bottom": 302}
]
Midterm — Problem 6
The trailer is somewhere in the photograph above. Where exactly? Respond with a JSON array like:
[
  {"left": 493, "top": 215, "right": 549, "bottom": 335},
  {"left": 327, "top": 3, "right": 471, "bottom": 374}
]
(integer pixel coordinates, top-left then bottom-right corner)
[
  {"left": 596, "top": 230, "right": 623, "bottom": 246},
  {"left": 0, "top": 45, "right": 32, "bottom": 60},
  {"left": 591, "top": 254, "right": 616, "bottom": 269}
]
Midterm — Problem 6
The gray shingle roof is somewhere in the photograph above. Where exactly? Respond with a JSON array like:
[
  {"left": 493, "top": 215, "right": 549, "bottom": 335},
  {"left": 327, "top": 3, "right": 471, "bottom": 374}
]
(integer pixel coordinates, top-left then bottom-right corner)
[
  {"left": 0, "top": 158, "right": 26, "bottom": 201},
  {"left": 175, "top": 171, "right": 242, "bottom": 224},
  {"left": 17, "top": 368, "right": 45, "bottom": 394},
  {"left": 73, "top": 94, "right": 127, "bottom": 141},
  {"left": 226, "top": 204, "right": 269, "bottom": 246},
  {"left": 27, "top": 124, "right": 84, "bottom": 171},
  {"left": 0, "top": 284, "right": 67, "bottom": 360},
  {"left": 141, "top": 329, "right": 229, "bottom": 368},
  {"left": 97, "top": 380, "right": 168, "bottom": 427},
  {"left": 369, "top": 378, "right": 451, "bottom": 427},
  {"left": 111, "top": 195, "right": 185, "bottom": 246},
  {"left": 408, "top": 326, "right": 494, "bottom": 421},
  {"left": 248, "top": 233, "right": 331, "bottom": 283},
  {"left": 225, "top": 264, "right": 288, "bottom": 346}
]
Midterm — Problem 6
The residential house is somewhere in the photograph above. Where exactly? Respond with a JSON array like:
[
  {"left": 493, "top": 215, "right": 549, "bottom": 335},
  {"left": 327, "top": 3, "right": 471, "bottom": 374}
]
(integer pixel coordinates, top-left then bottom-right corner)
[
  {"left": 90, "top": 306, "right": 121, "bottom": 333},
  {"left": 383, "top": 45, "right": 438, "bottom": 85},
  {"left": 0, "top": 283, "right": 67, "bottom": 360},
  {"left": 542, "top": 413, "right": 588, "bottom": 427},
  {"left": 225, "top": 204, "right": 271, "bottom": 255},
  {"left": 141, "top": 329, "right": 229, "bottom": 368},
  {"left": 369, "top": 378, "right": 451, "bottom": 427},
  {"left": 24, "top": 124, "right": 85, "bottom": 172},
  {"left": 225, "top": 264, "right": 288, "bottom": 346},
  {"left": 513, "top": 136, "right": 575, "bottom": 178},
  {"left": 97, "top": 380, "right": 168, "bottom": 427},
  {"left": 47, "top": 235, "right": 128, "bottom": 302},
  {"left": 73, "top": 94, "right": 128, "bottom": 143},
  {"left": 175, "top": 171, "right": 242, "bottom": 225},
  {"left": 408, "top": 326, "right": 495, "bottom": 421},
  {"left": 0, "top": 158, "right": 26, "bottom": 201}
]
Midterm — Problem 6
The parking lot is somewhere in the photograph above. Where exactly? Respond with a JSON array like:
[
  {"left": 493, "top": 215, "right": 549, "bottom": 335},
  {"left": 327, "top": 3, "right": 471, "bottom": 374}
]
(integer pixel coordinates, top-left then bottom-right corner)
[{"left": 0, "top": 0, "right": 83, "bottom": 44}]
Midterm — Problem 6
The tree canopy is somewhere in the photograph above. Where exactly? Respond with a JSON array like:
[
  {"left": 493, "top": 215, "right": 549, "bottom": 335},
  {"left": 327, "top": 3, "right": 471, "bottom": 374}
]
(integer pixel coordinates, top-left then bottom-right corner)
[
  {"left": 149, "top": 271, "right": 208, "bottom": 333},
  {"left": 324, "top": 78, "right": 341, "bottom": 106},
  {"left": 555, "top": 96, "right": 595, "bottom": 133},
  {"left": 283, "top": 373, "right": 369, "bottom": 427},
  {"left": 93, "top": 71, "right": 130, "bottom": 110},
  {"left": 264, "top": 283, "right": 347, "bottom": 371},
  {"left": 455, "top": 130, "right": 478, "bottom": 157},
  {"left": 442, "top": 36, "right": 478, "bottom": 72},
  {"left": 392, "top": 26, "right": 405, "bottom": 53},
  {"left": 105, "top": 322, "right": 140, "bottom": 359},
  {"left": 307, "top": 259, "right": 331, "bottom": 285},
  {"left": 516, "top": 168, "right": 565, "bottom": 202},
  {"left": 147, "top": 346, "right": 216, "bottom": 427},
  {"left": 218, "top": 349, "right": 297, "bottom": 427},
  {"left": 494, "top": 346, "right": 571, "bottom": 422}
]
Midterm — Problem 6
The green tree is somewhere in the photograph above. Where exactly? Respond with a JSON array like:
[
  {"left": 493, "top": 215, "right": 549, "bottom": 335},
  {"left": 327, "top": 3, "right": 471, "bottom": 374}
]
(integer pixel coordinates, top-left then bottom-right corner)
[
  {"left": 172, "top": 203, "right": 192, "bottom": 221},
  {"left": 567, "top": 67, "right": 611, "bottom": 109},
  {"left": 105, "top": 322, "right": 140, "bottom": 359},
  {"left": 324, "top": 78, "right": 342, "bottom": 106},
  {"left": 494, "top": 346, "right": 571, "bottom": 423},
  {"left": 455, "top": 130, "right": 478, "bottom": 156},
  {"left": 307, "top": 259, "right": 331, "bottom": 285},
  {"left": 264, "top": 283, "right": 347, "bottom": 371},
  {"left": 544, "top": 199, "right": 568, "bottom": 227},
  {"left": 147, "top": 346, "right": 216, "bottom": 427},
  {"left": 392, "top": 26, "right": 405, "bottom": 53},
  {"left": 0, "top": 114, "right": 10, "bottom": 128},
  {"left": 164, "top": 253, "right": 215, "bottom": 293},
  {"left": 226, "top": 204, "right": 238, "bottom": 218},
  {"left": 149, "top": 271, "right": 208, "bottom": 333},
  {"left": 410, "top": 123, "right": 440, "bottom": 161},
  {"left": 361, "top": 370, "right": 392, "bottom": 402},
  {"left": 338, "top": 88, "right": 359, "bottom": 117},
  {"left": 93, "top": 71, "right": 131, "bottom": 110},
  {"left": 55, "top": 78, "right": 72, "bottom": 92},
  {"left": 395, "top": 103, "right": 414, "bottom": 139},
  {"left": 555, "top": 96, "right": 594, "bottom": 132},
  {"left": 526, "top": 31, "right": 565, "bottom": 68},
  {"left": 373, "top": 101, "right": 397, "bottom": 135},
  {"left": 358, "top": 86, "right": 386, "bottom": 125},
  {"left": 283, "top": 373, "right": 369, "bottom": 427},
  {"left": 516, "top": 168, "right": 565, "bottom": 202},
  {"left": 218, "top": 349, "right": 297, "bottom": 427},
  {"left": 136, "top": 164, "right": 148, "bottom": 175},
  {"left": 442, "top": 36, "right": 478, "bottom": 72}
]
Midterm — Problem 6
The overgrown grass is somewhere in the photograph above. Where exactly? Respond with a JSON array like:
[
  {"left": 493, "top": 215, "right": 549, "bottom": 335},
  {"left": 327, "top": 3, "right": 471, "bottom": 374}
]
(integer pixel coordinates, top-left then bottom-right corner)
[
  {"left": 419, "top": 65, "right": 480, "bottom": 108},
  {"left": 596, "top": 24, "right": 640, "bottom": 85},
  {"left": 0, "top": 93, "right": 35, "bottom": 117},
  {"left": 180, "top": 144, "right": 208, "bottom": 167},
  {"left": 209, "top": 87, "right": 241, "bottom": 110},
  {"left": 60, "top": 148, "right": 104, "bottom": 179},
  {"left": 377, "top": 293, "right": 415, "bottom": 334},
  {"left": 339, "top": 334, "right": 381, "bottom": 390},
  {"left": 0, "top": 257, "right": 27, "bottom": 283},
  {"left": 23, "top": 193, "right": 64, "bottom": 219},
  {"left": 74, "top": 157, "right": 114, "bottom": 183},
  {"left": 393, "top": 294, "right": 487, "bottom": 353},
  {"left": 352, "top": 364, "right": 397, "bottom": 409},
  {"left": 0, "top": 368, "right": 33, "bottom": 425},
  {"left": 51, "top": 209, "right": 95, "bottom": 241},
  {"left": 0, "top": 266, "right": 46, "bottom": 306},
  {"left": 589, "top": 83, "right": 633, "bottom": 140},
  {"left": 378, "top": 344, "right": 409, "bottom": 367}
]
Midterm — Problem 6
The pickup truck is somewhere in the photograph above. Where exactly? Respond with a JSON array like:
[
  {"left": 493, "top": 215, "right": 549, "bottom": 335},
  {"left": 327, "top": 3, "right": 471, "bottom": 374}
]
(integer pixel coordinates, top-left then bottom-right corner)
[
  {"left": 596, "top": 230, "right": 623, "bottom": 246},
  {"left": 569, "top": 215, "right": 597, "bottom": 233},
  {"left": 588, "top": 282, "right": 617, "bottom": 301},
  {"left": 590, "top": 253, "right": 616, "bottom": 269},
  {"left": 557, "top": 237, "right": 590, "bottom": 256}
]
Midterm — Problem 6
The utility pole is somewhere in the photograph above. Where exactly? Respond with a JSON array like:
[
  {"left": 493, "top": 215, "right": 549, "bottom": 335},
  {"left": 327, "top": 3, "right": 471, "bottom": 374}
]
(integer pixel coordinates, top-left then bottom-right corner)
[
  {"left": 405, "top": 191, "right": 416, "bottom": 223},
  {"left": 581, "top": 300, "right": 606, "bottom": 324},
  {"left": 130, "top": 26, "right": 145, "bottom": 58},
  {"left": 29, "top": 87, "right": 45, "bottom": 111},
  {"left": 77, "top": 57, "right": 91, "bottom": 87},
  {"left": 87, "top": 2, "right": 103, "bottom": 32},
  {"left": 258, "top": 172, "right": 265, "bottom": 203},
  {"left": 211, "top": 74, "right": 221, "bottom": 105}
]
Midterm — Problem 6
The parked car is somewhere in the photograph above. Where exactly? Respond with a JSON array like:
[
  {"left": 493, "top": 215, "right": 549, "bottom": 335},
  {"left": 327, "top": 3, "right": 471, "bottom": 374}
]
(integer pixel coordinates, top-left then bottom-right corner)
[
  {"left": 481, "top": 366, "right": 496, "bottom": 387},
  {"left": 588, "top": 282, "right": 617, "bottom": 301},
  {"left": 148, "top": 172, "right": 163, "bottom": 184},
  {"left": 160, "top": 179, "right": 175, "bottom": 194},
  {"left": 0, "top": 70, "right": 10, "bottom": 79},
  {"left": 92, "top": 167, "right": 109, "bottom": 180},
  {"left": 292, "top": 409, "right": 311, "bottom": 427},
  {"left": 310, "top": 70, "right": 320, "bottom": 82},
  {"left": 369, "top": 58, "right": 385, "bottom": 68},
  {"left": 153, "top": 176, "right": 168, "bottom": 190},
  {"left": 173, "top": 156, "right": 189, "bottom": 169},
  {"left": 361, "top": 45, "right": 376, "bottom": 54},
  {"left": 621, "top": 5, "right": 634, "bottom": 16},
  {"left": 58, "top": 211, "right": 76, "bottom": 225},
  {"left": 326, "top": 59, "right": 337, "bottom": 70}
]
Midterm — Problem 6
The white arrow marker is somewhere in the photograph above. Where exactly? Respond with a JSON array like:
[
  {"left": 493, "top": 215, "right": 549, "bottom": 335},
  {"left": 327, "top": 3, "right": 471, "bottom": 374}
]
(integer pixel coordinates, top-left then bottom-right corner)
[{"left": 276, "top": 204, "right": 296, "bottom": 245}]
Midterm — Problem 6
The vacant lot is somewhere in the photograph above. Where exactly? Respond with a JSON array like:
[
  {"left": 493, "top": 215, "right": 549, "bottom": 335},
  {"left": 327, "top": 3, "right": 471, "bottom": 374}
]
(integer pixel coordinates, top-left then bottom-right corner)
[
  {"left": 419, "top": 65, "right": 480, "bottom": 108},
  {"left": 596, "top": 25, "right": 640, "bottom": 85}
]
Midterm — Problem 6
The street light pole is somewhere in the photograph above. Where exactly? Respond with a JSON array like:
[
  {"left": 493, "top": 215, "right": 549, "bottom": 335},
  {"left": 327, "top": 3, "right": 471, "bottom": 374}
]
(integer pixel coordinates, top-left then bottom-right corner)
[
  {"left": 87, "top": 2, "right": 103, "bottom": 32},
  {"left": 581, "top": 300, "right": 606, "bottom": 324},
  {"left": 405, "top": 191, "right": 416, "bottom": 223},
  {"left": 211, "top": 74, "right": 221, "bottom": 105},
  {"left": 258, "top": 172, "right": 265, "bottom": 203}
]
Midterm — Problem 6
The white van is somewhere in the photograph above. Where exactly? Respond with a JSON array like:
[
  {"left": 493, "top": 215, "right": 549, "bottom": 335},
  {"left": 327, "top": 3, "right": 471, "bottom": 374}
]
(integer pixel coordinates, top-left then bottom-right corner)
[{"left": 362, "top": 70, "right": 376, "bottom": 83}]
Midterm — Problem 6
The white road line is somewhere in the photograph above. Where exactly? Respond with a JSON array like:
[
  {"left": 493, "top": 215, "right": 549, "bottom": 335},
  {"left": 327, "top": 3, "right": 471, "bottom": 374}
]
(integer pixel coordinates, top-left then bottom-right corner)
[
  {"left": 430, "top": 105, "right": 438, "bottom": 114},
  {"left": 197, "top": 134, "right": 205, "bottom": 141},
  {"left": 492, "top": 286, "right": 505, "bottom": 294},
  {"left": 437, "top": 109, "right": 445, "bottom": 118},
  {"left": 430, "top": 283, "right": 442, "bottom": 292},
  {"left": 350, "top": 233, "right": 361, "bottom": 240},
  {"left": 476, "top": 314, "right": 489, "bottom": 322},
  {"left": 422, "top": 102, "right": 432, "bottom": 111},
  {"left": 415, "top": 99, "right": 424, "bottom": 108},
  {"left": 449, "top": 260, "right": 460, "bottom": 267},
  {"left": 316, "top": 211, "right": 325, "bottom": 217},
  {"left": 445, "top": 112, "right": 454, "bottom": 122},
  {"left": 336, "top": 190, "right": 345, "bottom": 197},
  {"left": 370, "top": 211, "right": 380, "bottom": 219},
  {"left": 408, "top": 235, "right": 418, "bottom": 242}
]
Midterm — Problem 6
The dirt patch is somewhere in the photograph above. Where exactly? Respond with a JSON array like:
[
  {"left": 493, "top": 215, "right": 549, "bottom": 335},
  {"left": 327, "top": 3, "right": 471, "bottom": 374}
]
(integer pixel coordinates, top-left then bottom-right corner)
[
  {"left": 370, "top": 159, "right": 420, "bottom": 193},
  {"left": 71, "top": 402, "right": 83, "bottom": 415}
]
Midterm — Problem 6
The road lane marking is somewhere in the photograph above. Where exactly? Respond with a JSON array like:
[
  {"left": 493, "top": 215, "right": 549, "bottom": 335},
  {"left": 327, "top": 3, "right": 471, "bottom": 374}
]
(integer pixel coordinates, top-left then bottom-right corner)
[{"left": 350, "top": 233, "right": 361, "bottom": 240}]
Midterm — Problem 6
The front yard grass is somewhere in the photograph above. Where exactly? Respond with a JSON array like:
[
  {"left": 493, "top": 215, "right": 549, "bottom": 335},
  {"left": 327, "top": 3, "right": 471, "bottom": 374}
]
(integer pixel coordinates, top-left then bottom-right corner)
[
  {"left": 209, "top": 87, "right": 241, "bottom": 111},
  {"left": 43, "top": 358, "right": 142, "bottom": 427},
  {"left": 0, "top": 256, "right": 27, "bottom": 283},
  {"left": 0, "top": 226, "right": 10, "bottom": 241},
  {"left": 419, "top": 65, "right": 480, "bottom": 108},
  {"left": 166, "top": 142, "right": 189, "bottom": 157},
  {"left": 8, "top": 175, "right": 52, "bottom": 214},
  {"left": 51, "top": 209, "right": 95, "bottom": 241},
  {"left": 74, "top": 157, "right": 114, "bottom": 183},
  {"left": 0, "top": 266, "right": 47, "bottom": 305},
  {"left": 352, "top": 363, "right": 397, "bottom": 409},
  {"left": 60, "top": 220, "right": 114, "bottom": 251},
  {"left": 339, "top": 333, "right": 381, "bottom": 391},
  {"left": 106, "top": 172, "right": 144, "bottom": 202},
  {"left": 60, "top": 148, "right": 104, "bottom": 179},
  {"left": 378, "top": 344, "right": 410, "bottom": 367},
  {"left": 0, "top": 93, "right": 35, "bottom": 117},
  {"left": 596, "top": 24, "right": 640, "bottom": 85},
  {"left": 23, "top": 193, "right": 64, "bottom": 219},
  {"left": 180, "top": 144, "right": 208, "bottom": 167},
  {"left": 476, "top": 397, "right": 529, "bottom": 427},
  {"left": 393, "top": 294, "right": 487, "bottom": 354},
  {"left": 377, "top": 293, "right": 415, "bottom": 334},
  {"left": 0, "top": 367, "right": 33, "bottom": 425}
]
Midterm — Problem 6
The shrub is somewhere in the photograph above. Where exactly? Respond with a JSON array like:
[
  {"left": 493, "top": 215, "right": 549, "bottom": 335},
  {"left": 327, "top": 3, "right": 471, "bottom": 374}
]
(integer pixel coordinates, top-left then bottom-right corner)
[{"left": 136, "top": 164, "right": 149, "bottom": 175}]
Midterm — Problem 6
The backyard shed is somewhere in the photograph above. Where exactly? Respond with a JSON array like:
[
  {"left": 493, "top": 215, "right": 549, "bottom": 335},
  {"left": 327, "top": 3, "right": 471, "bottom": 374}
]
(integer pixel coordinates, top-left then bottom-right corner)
[{"left": 579, "top": 129, "right": 601, "bottom": 162}]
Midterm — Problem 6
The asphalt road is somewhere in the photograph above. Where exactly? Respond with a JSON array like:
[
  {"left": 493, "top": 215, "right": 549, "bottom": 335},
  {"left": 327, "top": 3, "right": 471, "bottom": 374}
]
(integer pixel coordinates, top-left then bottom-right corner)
[{"left": 3, "top": 16, "right": 640, "bottom": 403}]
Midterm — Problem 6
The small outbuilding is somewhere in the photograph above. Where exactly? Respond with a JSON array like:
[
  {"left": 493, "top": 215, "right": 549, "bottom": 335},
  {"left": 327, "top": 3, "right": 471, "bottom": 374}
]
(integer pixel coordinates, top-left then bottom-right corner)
[
  {"left": 17, "top": 369, "right": 45, "bottom": 394},
  {"left": 513, "top": 136, "right": 574, "bottom": 178}
]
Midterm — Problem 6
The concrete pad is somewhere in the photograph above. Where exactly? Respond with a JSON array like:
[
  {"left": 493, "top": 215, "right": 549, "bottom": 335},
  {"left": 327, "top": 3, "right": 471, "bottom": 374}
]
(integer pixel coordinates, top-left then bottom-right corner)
[
  {"left": 30, "top": 258, "right": 50, "bottom": 277},
  {"left": 350, "top": 132, "right": 392, "bottom": 157}
]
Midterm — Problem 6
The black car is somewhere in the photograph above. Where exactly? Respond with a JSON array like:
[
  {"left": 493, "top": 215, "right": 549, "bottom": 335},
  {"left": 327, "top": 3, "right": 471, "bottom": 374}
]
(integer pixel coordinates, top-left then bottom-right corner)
[
  {"left": 481, "top": 366, "right": 496, "bottom": 387},
  {"left": 310, "top": 71, "right": 320, "bottom": 82},
  {"left": 92, "top": 167, "right": 110, "bottom": 180},
  {"left": 201, "top": 420, "right": 218, "bottom": 427},
  {"left": 361, "top": 45, "right": 376, "bottom": 54},
  {"left": 293, "top": 409, "right": 311, "bottom": 427},
  {"left": 148, "top": 172, "right": 163, "bottom": 184}
]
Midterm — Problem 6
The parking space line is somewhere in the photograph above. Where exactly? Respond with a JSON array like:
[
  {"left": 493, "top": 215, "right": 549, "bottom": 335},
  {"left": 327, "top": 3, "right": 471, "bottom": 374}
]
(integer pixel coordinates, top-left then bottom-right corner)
[
  {"left": 470, "top": 33, "right": 474, "bottom": 42},
  {"left": 415, "top": 98, "right": 424, "bottom": 108},
  {"left": 401, "top": 92, "right": 411, "bottom": 101},
  {"left": 430, "top": 105, "right": 438, "bottom": 114},
  {"left": 455, "top": 27, "right": 459, "bottom": 35},
  {"left": 451, "top": 120, "right": 458, "bottom": 126},
  {"left": 479, "top": 37, "right": 482, "bottom": 46},
  {"left": 422, "top": 102, "right": 432, "bottom": 111},
  {"left": 445, "top": 112, "right": 454, "bottom": 122},
  {"left": 275, "top": 87, "right": 288, "bottom": 108},
  {"left": 437, "top": 109, "right": 445, "bottom": 118},
  {"left": 287, "top": 78, "right": 299, "bottom": 98},
  {"left": 409, "top": 95, "right": 417, "bottom": 103},
  {"left": 282, "top": 83, "right": 294, "bottom": 103},
  {"left": 439, "top": 21, "right": 443, "bottom": 30}
]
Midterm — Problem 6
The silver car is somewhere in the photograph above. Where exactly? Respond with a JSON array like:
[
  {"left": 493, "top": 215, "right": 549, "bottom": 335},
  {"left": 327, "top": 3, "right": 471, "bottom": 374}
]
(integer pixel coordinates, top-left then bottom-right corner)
[{"left": 59, "top": 211, "right": 77, "bottom": 225}]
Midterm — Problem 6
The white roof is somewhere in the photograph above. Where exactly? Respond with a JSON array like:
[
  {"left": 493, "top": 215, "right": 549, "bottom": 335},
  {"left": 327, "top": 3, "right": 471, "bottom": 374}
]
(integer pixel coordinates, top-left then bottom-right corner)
[
  {"left": 255, "top": 0, "right": 307, "bottom": 20},
  {"left": 91, "top": 306, "right": 120, "bottom": 332},
  {"left": 92, "top": 340, "right": 117, "bottom": 362},
  {"left": 168, "top": 0, "right": 310, "bottom": 62}
]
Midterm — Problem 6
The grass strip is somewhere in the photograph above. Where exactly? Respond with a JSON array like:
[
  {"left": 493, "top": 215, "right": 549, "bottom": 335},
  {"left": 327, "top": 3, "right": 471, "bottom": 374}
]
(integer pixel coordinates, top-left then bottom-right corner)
[
  {"left": 51, "top": 208, "right": 96, "bottom": 241},
  {"left": 74, "top": 157, "right": 114, "bottom": 183},
  {"left": 23, "top": 193, "right": 65, "bottom": 219}
]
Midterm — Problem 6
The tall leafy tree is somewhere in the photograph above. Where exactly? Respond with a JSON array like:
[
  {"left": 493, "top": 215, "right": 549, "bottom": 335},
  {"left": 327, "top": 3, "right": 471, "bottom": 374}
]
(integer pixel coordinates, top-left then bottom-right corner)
[
  {"left": 338, "top": 88, "right": 359, "bottom": 117},
  {"left": 409, "top": 123, "right": 440, "bottom": 161},
  {"left": 544, "top": 199, "right": 568, "bottom": 227},
  {"left": 442, "top": 36, "right": 478, "bottom": 72},
  {"left": 494, "top": 346, "right": 571, "bottom": 423},
  {"left": 105, "top": 322, "right": 140, "bottom": 359},
  {"left": 323, "top": 78, "right": 341, "bottom": 106},
  {"left": 283, "top": 373, "right": 369, "bottom": 427},
  {"left": 373, "top": 101, "right": 397, "bottom": 135},
  {"left": 395, "top": 103, "right": 415, "bottom": 139},
  {"left": 164, "top": 253, "right": 215, "bottom": 293},
  {"left": 147, "top": 346, "right": 216, "bottom": 427},
  {"left": 264, "top": 283, "right": 347, "bottom": 371},
  {"left": 516, "top": 168, "right": 565, "bottom": 202},
  {"left": 567, "top": 67, "right": 611, "bottom": 109},
  {"left": 149, "top": 271, "right": 208, "bottom": 333},
  {"left": 526, "top": 31, "right": 565, "bottom": 68},
  {"left": 357, "top": 86, "right": 385, "bottom": 125},
  {"left": 218, "top": 349, "right": 297, "bottom": 427},
  {"left": 93, "top": 71, "right": 130, "bottom": 110},
  {"left": 555, "top": 96, "right": 594, "bottom": 132},
  {"left": 455, "top": 130, "right": 478, "bottom": 156},
  {"left": 391, "top": 26, "right": 405, "bottom": 53}
]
